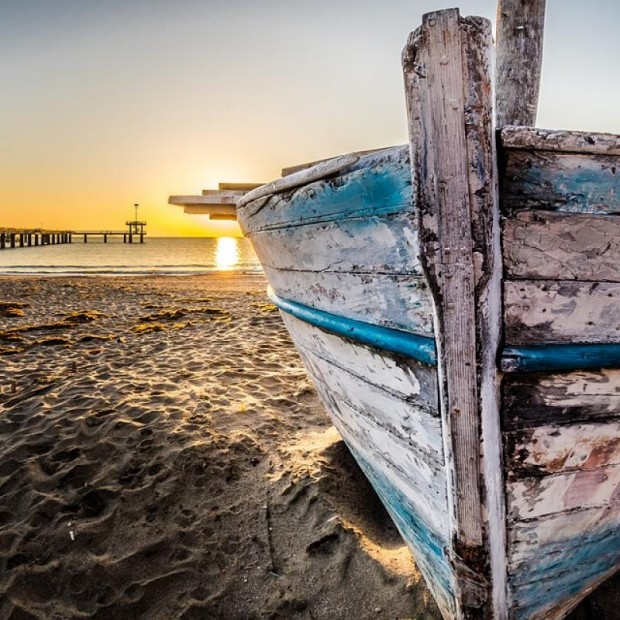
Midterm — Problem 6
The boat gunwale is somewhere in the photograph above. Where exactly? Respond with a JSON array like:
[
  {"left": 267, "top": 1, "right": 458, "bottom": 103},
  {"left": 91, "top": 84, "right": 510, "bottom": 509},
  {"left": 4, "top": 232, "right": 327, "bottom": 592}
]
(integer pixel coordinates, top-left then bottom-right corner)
[{"left": 269, "top": 290, "right": 620, "bottom": 374}]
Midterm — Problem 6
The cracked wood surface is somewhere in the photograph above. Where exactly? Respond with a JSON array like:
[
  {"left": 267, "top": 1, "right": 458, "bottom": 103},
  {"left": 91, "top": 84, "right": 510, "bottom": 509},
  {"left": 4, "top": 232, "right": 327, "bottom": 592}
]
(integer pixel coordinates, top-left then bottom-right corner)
[
  {"left": 404, "top": 8, "right": 503, "bottom": 617},
  {"left": 263, "top": 267, "right": 434, "bottom": 336},
  {"left": 504, "top": 280, "right": 620, "bottom": 344},
  {"left": 501, "top": 126, "right": 620, "bottom": 156},
  {"left": 503, "top": 210, "right": 620, "bottom": 282},
  {"left": 503, "top": 369, "right": 620, "bottom": 428}
]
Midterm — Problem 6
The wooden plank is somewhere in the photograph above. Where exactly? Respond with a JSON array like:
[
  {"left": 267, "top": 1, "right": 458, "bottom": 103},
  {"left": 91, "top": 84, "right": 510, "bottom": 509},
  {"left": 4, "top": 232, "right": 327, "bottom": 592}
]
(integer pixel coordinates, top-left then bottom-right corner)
[
  {"left": 247, "top": 212, "right": 424, "bottom": 276},
  {"left": 237, "top": 146, "right": 410, "bottom": 233},
  {"left": 495, "top": 0, "right": 546, "bottom": 127},
  {"left": 508, "top": 563, "right": 619, "bottom": 620},
  {"left": 281, "top": 147, "right": 390, "bottom": 177},
  {"left": 181, "top": 205, "right": 237, "bottom": 216},
  {"left": 218, "top": 182, "right": 263, "bottom": 191},
  {"left": 318, "top": 388, "right": 447, "bottom": 520},
  {"left": 505, "top": 421, "right": 620, "bottom": 476},
  {"left": 283, "top": 315, "right": 442, "bottom": 457},
  {"left": 202, "top": 189, "right": 246, "bottom": 196},
  {"left": 264, "top": 266, "right": 434, "bottom": 336},
  {"left": 237, "top": 153, "right": 360, "bottom": 207},
  {"left": 507, "top": 504, "right": 620, "bottom": 553},
  {"left": 270, "top": 289, "right": 436, "bottom": 367},
  {"left": 279, "top": 312, "right": 438, "bottom": 406},
  {"left": 503, "top": 210, "right": 620, "bottom": 282},
  {"left": 404, "top": 8, "right": 502, "bottom": 615},
  {"left": 506, "top": 463, "right": 620, "bottom": 521},
  {"left": 504, "top": 280, "right": 620, "bottom": 344},
  {"left": 509, "top": 528, "right": 620, "bottom": 582},
  {"left": 501, "top": 126, "right": 620, "bottom": 156},
  {"left": 168, "top": 194, "right": 239, "bottom": 205},
  {"left": 500, "top": 150, "right": 620, "bottom": 215},
  {"left": 302, "top": 364, "right": 448, "bottom": 534},
  {"left": 503, "top": 369, "right": 620, "bottom": 428}
]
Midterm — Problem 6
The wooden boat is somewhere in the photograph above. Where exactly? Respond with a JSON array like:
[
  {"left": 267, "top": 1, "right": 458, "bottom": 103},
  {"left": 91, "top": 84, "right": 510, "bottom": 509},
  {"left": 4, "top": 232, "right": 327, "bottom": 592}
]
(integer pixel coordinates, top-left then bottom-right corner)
[{"left": 236, "top": 2, "right": 620, "bottom": 618}]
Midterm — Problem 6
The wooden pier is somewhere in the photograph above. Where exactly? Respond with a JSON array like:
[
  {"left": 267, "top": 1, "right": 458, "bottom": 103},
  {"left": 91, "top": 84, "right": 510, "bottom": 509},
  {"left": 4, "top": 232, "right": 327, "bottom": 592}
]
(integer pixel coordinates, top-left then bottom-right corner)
[
  {"left": 0, "top": 221, "right": 147, "bottom": 249},
  {"left": 0, "top": 229, "right": 73, "bottom": 250}
]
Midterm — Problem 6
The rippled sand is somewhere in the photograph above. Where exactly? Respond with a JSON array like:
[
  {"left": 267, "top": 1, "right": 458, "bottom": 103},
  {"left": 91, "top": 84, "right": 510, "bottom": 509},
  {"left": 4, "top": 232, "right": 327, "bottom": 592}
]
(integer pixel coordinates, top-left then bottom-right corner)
[{"left": 0, "top": 274, "right": 615, "bottom": 619}]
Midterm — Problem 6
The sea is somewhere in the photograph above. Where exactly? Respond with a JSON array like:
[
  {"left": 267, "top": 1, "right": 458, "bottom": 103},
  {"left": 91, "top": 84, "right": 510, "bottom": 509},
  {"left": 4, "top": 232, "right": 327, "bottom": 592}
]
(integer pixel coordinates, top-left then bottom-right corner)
[{"left": 0, "top": 237, "right": 262, "bottom": 277}]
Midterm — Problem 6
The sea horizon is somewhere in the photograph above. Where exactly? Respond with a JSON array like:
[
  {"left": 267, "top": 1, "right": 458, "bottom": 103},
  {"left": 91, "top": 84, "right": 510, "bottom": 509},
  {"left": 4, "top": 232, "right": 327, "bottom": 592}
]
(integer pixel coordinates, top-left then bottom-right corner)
[{"left": 0, "top": 236, "right": 262, "bottom": 277}]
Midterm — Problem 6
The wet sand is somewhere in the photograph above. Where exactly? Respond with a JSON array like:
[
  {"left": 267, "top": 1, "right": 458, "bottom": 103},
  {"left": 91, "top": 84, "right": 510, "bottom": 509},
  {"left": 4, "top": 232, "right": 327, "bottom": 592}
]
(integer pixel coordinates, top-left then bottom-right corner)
[{"left": 0, "top": 274, "right": 617, "bottom": 619}]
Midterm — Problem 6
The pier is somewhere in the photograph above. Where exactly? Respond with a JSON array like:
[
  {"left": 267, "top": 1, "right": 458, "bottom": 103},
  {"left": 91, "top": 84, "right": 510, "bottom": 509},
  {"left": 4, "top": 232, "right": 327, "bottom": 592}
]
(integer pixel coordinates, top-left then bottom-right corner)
[
  {"left": 0, "top": 220, "right": 147, "bottom": 249},
  {"left": 0, "top": 229, "right": 73, "bottom": 250}
]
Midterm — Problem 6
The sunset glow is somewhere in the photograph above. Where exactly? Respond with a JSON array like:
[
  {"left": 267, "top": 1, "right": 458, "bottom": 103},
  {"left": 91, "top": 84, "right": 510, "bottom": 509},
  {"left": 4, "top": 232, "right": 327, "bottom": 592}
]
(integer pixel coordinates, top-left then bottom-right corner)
[
  {"left": 215, "top": 237, "right": 240, "bottom": 270},
  {"left": 1, "top": 1, "right": 619, "bottom": 236}
]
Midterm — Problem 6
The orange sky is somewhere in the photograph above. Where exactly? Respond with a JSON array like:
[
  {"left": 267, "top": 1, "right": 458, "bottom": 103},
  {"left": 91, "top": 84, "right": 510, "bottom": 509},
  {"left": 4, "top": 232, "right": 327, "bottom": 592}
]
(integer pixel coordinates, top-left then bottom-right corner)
[{"left": 1, "top": 0, "right": 619, "bottom": 237}]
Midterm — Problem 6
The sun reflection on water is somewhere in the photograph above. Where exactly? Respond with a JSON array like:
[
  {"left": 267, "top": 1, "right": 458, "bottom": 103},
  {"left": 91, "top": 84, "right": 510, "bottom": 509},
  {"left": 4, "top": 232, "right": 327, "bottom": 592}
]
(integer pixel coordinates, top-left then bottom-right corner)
[{"left": 215, "top": 237, "right": 239, "bottom": 270}]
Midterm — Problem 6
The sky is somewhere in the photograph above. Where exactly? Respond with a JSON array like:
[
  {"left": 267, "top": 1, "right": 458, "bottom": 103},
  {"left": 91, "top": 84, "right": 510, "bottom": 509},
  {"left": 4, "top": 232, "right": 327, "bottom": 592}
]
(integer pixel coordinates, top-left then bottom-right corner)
[{"left": 1, "top": 0, "right": 619, "bottom": 237}]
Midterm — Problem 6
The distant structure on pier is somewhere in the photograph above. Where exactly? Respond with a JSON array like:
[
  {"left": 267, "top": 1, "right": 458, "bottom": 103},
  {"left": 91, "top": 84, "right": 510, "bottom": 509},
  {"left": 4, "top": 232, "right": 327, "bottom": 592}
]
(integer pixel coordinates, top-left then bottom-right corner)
[
  {"left": 168, "top": 183, "right": 264, "bottom": 221},
  {"left": 0, "top": 219, "right": 148, "bottom": 250}
]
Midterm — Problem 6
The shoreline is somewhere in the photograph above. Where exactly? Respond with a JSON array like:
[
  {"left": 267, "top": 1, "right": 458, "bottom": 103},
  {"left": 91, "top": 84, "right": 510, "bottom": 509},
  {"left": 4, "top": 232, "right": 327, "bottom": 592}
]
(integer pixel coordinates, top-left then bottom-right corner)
[{"left": 0, "top": 274, "right": 616, "bottom": 619}]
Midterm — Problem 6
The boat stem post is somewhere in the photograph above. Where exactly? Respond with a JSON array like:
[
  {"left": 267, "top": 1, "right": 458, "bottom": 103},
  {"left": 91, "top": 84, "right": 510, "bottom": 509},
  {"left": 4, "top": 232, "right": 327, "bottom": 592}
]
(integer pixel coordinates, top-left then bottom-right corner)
[{"left": 403, "top": 9, "right": 505, "bottom": 618}]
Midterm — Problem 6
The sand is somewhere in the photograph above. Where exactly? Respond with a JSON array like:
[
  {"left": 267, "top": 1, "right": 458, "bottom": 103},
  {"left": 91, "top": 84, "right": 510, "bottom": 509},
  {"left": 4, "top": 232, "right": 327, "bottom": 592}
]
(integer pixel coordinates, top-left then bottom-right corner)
[{"left": 0, "top": 274, "right": 617, "bottom": 620}]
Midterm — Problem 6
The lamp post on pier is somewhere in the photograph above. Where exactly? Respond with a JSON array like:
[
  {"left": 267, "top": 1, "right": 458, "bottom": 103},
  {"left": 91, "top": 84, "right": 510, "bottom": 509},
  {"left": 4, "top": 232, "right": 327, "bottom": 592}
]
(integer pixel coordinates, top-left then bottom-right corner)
[{"left": 126, "top": 202, "right": 146, "bottom": 244}]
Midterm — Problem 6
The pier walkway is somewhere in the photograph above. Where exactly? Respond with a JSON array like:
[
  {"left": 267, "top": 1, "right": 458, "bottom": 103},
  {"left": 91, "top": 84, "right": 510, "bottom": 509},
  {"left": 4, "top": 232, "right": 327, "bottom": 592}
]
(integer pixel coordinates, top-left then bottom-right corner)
[{"left": 0, "top": 221, "right": 147, "bottom": 250}]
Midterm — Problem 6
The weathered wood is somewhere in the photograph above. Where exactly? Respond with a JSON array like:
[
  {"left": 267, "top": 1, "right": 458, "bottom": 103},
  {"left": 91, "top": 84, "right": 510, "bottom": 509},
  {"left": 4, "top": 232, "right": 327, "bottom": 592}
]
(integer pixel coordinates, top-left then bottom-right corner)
[
  {"left": 343, "top": 434, "right": 457, "bottom": 619},
  {"left": 504, "top": 280, "right": 620, "bottom": 344},
  {"left": 508, "top": 564, "right": 619, "bottom": 620},
  {"left": 403, "top": 9, "right": 502, "bottom": 615},
  {"left": 279, "top": 312, "right": 438, "bottom": 407},
  {"left": 237, "top": 146, "right": 410, "bottom": 233},
  {"left": 503, "top": 211, "right": 620, "bottom": 282},
  {"left": 283, "top": 315, "right": 441, "bottom": 453},
  {"left": 508, "top": 504, "right": 620, "bottom": 552},
  {"left": 501, "top": 126, "right": 620, "bottom": 156},
  {"left": 270, "top": 289, "right": 436, "bottom": 366},
  {"left": 218, "top": 182, "right": 263, "bottom": 191},
  {"left": 285, "top": 314, "right": 456, "bottom": 618},
  {"left": 248, "top": 212, "right": 423, "bottom": 276},
  {"left": 237, "top": 153, "right": 360, "bottom": 208},
  {"left": 507, "top": 463, "right": 620, "bottom": 521},
  {"left": 505, "top": 421, "right": 620, "bottom": 476},
  {"left": 500, "top": 150, "right": 620, "bottom": 215},
  {"left": 281, "top": 147, "right": 390, "bottom": 177},
  {"left": 503, "top": 369, "right": 620, "bottom": 429},
  {"left": 495, "top": 0, "right": 546, "bottom": 127},
  {"left": 264, "top": 266, "right": 434, "bottom": 336}
]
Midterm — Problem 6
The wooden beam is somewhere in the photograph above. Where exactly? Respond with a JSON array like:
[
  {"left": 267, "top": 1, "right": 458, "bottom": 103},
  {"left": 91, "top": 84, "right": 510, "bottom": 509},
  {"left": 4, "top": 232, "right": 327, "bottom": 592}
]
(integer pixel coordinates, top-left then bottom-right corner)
[
  {"left": 495, "top": 0, "right": 546, "bottom": 127},
  {"left": 403, "top": 9, "right": 504, "bottom": 617},
  {"left": 501, "top": 126, "right": 620, "bottom": 156},
  {"left": 218, "top": 182, "right": 264, "bottom": 191}
]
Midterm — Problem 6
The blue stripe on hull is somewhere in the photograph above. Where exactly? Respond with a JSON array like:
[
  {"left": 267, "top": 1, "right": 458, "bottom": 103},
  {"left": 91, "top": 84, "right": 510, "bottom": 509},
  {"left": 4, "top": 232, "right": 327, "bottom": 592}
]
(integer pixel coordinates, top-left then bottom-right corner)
[
  {"left": 268, "top": 289, "right": 437, "bottom": 366},
  {"left": 270, "top": 290, "right": 620, "bottom": 373},
  {"left": 503, "top": 344, "right": 620, "bottom": 372}
]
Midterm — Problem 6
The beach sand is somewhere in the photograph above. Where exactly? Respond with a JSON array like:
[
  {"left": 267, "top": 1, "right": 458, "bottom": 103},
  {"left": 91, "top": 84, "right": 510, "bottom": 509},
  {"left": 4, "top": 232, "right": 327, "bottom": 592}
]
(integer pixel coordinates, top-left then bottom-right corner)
[{"left": 0, "top": 274, "right": 616, "bottom": 619}]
